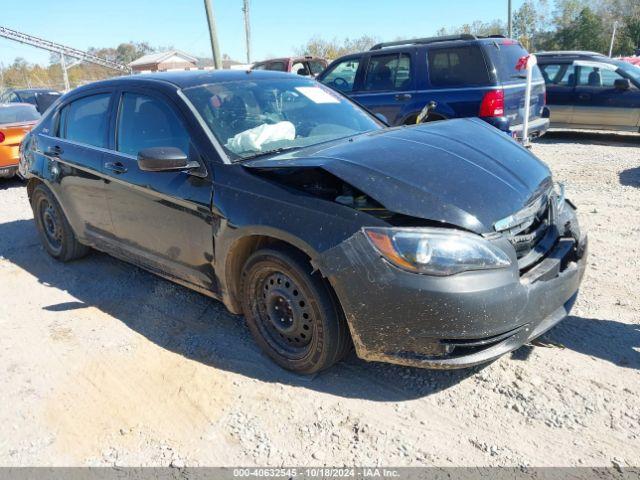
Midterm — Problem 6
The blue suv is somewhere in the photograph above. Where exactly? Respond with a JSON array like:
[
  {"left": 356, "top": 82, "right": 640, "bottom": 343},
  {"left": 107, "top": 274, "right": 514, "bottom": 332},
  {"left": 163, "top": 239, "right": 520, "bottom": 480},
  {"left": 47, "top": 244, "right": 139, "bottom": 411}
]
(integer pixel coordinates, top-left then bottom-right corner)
[{"left": 317, "top": 34, "right": 549, "bottom": 140}]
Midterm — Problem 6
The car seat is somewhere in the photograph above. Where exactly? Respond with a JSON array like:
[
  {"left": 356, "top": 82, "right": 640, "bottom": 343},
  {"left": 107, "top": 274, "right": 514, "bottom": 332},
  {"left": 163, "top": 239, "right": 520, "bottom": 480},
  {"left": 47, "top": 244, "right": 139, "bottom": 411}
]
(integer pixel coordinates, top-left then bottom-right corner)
[{"left": 588, "top": 69, "right": 602, "bottom": 87}]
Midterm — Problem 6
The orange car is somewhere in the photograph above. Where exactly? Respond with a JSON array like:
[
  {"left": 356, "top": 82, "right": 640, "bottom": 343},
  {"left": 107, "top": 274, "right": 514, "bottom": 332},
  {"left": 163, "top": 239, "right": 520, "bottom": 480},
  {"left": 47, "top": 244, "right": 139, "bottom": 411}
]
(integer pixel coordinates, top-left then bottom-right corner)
[{"left": 0, "top": 103, "right": 40, "bottom": 178}]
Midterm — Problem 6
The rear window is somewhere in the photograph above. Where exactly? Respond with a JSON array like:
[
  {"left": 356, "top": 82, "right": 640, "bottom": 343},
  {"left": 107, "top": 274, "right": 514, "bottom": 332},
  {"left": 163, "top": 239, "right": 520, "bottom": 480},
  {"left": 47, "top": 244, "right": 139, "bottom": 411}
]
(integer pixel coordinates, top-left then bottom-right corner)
[
  {"left": 0, "top": 105, "right": 40, "bottom": 124},
  {"left": 486, "top": 41, "right": 543, "bottom": 82},
  {"left": 427, "top": 46, "right": 490, "bottom": 87}
]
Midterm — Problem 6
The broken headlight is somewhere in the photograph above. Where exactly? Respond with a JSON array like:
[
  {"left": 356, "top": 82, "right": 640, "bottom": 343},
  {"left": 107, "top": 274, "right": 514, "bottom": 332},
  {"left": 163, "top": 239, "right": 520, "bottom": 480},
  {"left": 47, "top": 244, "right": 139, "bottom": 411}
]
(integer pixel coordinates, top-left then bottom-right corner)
[{"left": 364, "top": 227, "right": 511, "bottom": 276}]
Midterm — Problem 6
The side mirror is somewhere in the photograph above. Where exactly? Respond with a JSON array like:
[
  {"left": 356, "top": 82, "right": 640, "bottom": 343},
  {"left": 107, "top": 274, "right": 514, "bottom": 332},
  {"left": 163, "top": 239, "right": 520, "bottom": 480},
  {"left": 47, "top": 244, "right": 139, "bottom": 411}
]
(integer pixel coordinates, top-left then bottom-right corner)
[
  {"left": 137, "top": 147, "right": 195, "bottom": 172},
  {"left": 614, "top": 78, "right": 630, "bottom": 91},
  {"left": 375, "top": 113, "right": 389, "bottom": 125}
]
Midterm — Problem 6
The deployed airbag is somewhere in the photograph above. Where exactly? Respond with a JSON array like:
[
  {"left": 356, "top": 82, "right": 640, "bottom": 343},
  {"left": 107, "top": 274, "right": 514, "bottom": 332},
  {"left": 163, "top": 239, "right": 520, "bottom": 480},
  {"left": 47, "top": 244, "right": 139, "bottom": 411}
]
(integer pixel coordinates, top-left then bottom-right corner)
[{"left": 226, "top": 121, "right": 296, "bottom": 154}]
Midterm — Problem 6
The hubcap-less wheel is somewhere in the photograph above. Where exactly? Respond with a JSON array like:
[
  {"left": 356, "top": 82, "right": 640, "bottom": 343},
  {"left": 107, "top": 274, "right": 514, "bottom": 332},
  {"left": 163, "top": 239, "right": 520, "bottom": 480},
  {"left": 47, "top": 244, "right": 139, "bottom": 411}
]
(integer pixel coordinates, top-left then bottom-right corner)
[
  {"left": 256, "top": 271, "right": 314, "bottom": 358},
  {"left": 38, "top": 197, "right": 63, "bottom": 254}
]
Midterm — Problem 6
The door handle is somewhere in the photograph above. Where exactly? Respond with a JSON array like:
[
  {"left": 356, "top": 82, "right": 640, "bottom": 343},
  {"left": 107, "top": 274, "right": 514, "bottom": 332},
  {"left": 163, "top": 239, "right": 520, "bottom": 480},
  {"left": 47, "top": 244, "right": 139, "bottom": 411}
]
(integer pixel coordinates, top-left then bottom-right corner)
[
  {"left": 46, "top": 145, "right": 63, "bottom": 157},
  {"left": 578, "top": 93, "right": 591, "bottom": 100},
  {"left": 394, "top": 93, "right": 412, "bottom": 100},
  {"left": 104, "top": 161, "right": 127, "bottom": 174}
]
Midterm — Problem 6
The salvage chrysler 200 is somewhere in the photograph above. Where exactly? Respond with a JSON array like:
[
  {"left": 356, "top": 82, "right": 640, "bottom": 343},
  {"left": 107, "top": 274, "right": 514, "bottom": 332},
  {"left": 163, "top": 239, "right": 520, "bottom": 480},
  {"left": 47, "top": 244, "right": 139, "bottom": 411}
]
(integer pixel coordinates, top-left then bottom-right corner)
[{"left": 19, "top": 71, "right": 587, "bottom": 374}]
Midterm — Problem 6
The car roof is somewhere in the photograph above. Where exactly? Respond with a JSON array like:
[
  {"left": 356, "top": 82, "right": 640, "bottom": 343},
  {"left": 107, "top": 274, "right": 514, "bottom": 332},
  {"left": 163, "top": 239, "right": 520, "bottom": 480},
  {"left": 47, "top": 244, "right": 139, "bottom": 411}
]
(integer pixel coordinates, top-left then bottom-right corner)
[
  {"left": 536, "top": 51, "right": 609, "bottom": 61},
  {"left": 71, "top": 69, "right": 297, "bottom": 92},
  {"left": 12, "top": 88, "right": 59, "bottom": 94}
]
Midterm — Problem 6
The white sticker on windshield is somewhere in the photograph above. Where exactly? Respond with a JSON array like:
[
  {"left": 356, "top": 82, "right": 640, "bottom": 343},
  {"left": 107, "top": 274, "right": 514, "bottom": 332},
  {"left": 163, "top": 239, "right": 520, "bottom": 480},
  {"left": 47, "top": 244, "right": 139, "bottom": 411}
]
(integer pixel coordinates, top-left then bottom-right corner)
[{"left": 295, "top": 86, "right": 340, "bottom": 104}]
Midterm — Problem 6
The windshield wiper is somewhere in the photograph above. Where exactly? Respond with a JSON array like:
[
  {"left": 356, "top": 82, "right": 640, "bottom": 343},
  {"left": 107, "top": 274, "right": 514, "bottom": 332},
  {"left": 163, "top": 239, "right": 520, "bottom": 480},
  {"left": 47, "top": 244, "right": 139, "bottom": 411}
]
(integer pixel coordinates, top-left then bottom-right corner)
[{"left": 239, "top": 146, "right": 302, "bottom": 161}]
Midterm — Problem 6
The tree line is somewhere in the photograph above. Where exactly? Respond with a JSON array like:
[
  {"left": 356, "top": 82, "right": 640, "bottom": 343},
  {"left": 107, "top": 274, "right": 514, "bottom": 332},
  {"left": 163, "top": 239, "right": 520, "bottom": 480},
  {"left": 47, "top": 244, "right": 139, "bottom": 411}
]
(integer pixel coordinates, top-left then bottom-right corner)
[{"left": 1, "top": 0, "right": 639, "bottom": 92}]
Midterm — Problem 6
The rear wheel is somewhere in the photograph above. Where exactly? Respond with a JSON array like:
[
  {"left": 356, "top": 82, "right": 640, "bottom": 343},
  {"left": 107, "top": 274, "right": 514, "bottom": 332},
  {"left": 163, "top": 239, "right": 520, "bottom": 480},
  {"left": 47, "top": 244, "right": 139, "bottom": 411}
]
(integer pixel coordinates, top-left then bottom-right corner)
[
  {"left": 241, "top": 247, "right": 351, "bottom": 374},
  {"left": 32, "top": 184, "right": 89, "bottom": 262}
]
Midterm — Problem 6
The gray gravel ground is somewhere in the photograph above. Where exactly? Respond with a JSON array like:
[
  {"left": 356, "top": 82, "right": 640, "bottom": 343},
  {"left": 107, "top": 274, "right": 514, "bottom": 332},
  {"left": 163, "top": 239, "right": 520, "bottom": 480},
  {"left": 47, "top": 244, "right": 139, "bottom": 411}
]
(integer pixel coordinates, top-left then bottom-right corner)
[{"left": 0, "top": 130, "right": 638, "bottom": 467}]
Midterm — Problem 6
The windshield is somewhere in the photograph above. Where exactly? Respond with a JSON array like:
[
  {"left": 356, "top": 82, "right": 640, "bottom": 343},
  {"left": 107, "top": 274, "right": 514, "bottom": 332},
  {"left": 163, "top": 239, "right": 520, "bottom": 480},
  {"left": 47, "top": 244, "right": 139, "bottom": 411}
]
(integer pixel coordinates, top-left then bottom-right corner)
[
  {"left": 613, "top": 60, "right": 640, "bottom": 84},
  {"left": 0, "top": 104, "right": 40, "bottom": 124},
  {"left": 184, "top": 77, "right": 381, "bottom": 160},
  {"left": 487, "top": 41, "right": 543, "bottom": 82}
]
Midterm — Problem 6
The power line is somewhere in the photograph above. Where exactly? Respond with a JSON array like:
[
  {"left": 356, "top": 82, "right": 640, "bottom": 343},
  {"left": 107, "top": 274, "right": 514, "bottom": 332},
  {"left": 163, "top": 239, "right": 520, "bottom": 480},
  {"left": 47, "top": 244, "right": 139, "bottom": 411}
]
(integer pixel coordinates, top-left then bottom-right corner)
[{"left": 0, "top": 25, "right": 130, "bottom": 73}]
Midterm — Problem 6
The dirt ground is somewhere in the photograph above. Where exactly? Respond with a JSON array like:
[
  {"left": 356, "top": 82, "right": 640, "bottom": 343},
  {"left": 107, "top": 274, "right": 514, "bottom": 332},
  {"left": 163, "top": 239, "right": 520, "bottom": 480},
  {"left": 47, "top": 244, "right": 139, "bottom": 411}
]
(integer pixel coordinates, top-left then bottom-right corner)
[{"left": 0, "top": 130, "right": 638, "bottom": 468}]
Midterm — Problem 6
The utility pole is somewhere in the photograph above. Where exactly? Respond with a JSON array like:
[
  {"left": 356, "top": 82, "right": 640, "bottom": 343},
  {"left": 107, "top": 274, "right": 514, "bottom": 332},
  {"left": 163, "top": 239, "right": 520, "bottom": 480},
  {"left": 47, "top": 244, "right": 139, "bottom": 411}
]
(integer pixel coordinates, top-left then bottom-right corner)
[
  {"left": 508, "top": 0, "right": 513, "bottom": 38},
  {"left": 203, "top": 0, "right": 222, "bottom": 69},
  {"left": 608, "top": 21, "right": 618, "bottom": 57},
  {"left": 242, "top": 0, "right": 251, "bottom": 64}
]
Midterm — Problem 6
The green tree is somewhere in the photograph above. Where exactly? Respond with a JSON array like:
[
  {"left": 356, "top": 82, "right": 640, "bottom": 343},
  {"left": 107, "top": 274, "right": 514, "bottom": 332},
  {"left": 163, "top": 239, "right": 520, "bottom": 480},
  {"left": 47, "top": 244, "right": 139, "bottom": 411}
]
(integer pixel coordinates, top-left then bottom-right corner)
[{"left": 295, "top": 35, "right": 379, "bottom": 60}]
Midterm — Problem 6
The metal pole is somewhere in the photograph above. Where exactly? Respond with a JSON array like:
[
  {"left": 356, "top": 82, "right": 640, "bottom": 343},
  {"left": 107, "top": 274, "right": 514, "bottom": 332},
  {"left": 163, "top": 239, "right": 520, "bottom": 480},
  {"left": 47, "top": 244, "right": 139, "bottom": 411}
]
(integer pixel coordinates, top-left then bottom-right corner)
[
  {"left": 608, "top": 21, "right": 618, "bottom": 57},
  {"left": 60, "top": 53, "right": 70, "bottom": 92},
  {"left": 508, "top": 0, "right": 513, "bottom": 38},
  {"left": 243, "top": 0, "right": 251, "bottom": 64},
  {"left": 203, "top": 0, "right": 222, "bottom": 69}
]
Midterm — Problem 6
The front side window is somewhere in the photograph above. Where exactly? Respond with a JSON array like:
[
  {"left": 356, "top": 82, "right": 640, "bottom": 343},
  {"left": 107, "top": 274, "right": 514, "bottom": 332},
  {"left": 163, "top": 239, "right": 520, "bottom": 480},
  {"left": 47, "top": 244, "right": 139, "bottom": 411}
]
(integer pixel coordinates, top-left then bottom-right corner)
[
  {"left": 320, "top": 58, "right": 361, "bottom": 92},
  {"left": 308, "top": 61, "right": 326, "bottom": 75},
  {"left": 60, "top": 94, "right": 111, "bottom": 148},
  {"left": 292, "top": 62, "right": 308, "bottom": 75},
  {"left": 577, "top": 66, "right": 627, "bottom": 88},
  {"left": 363, "top": 53, "right": 412, "bottom": 91},
  {"left": 116, "top": 93, "right": 190, "bottom": 156},
  {"left": 184, "top": 77, "right": 381, "bottom": 160}
]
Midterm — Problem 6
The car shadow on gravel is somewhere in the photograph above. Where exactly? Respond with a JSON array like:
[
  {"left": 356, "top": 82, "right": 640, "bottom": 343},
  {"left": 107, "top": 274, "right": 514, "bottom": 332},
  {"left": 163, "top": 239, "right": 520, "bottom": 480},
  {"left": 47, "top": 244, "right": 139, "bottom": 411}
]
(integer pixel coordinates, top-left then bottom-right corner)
[
  {"left": 0, "top": 178, "right": 25, "bottom": 190},
  {"left": 619, "top": 167, "right": 640, "bottom": 187},
  {"left": 536, "top": 130, "right": 640, "bottom": 148},
  {"left": 539, "top": 315, "right": 640, "bottom": 370},
  {"left": 0, "top": 218, "right": 481, "bottom": 402}
]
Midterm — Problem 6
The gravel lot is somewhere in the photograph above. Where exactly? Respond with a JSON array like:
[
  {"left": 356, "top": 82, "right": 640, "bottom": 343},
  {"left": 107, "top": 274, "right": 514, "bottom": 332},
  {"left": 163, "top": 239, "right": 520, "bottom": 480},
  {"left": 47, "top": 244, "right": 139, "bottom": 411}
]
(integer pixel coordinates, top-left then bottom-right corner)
[{"left": 0, "top": 130, "right": 638, "bottom": 468}]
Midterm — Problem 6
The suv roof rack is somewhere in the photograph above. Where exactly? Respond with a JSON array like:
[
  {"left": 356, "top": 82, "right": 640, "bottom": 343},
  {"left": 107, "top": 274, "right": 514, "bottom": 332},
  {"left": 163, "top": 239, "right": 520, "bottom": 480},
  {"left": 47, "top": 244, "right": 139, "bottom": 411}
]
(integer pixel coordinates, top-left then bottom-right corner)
[{"left": 370, "top": 34, "right": 478, "bottom": 50}]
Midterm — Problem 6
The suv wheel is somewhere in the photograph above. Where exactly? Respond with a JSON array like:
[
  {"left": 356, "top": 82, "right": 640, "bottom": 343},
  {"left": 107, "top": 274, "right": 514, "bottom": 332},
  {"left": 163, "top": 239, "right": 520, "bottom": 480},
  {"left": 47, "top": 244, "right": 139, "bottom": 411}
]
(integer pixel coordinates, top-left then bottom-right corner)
[
  {"left": 241, "top": 247, "right": 351, "bottom": 374},
  {"left": 32, "top": 184, "right": 90, "bottom": 262}
]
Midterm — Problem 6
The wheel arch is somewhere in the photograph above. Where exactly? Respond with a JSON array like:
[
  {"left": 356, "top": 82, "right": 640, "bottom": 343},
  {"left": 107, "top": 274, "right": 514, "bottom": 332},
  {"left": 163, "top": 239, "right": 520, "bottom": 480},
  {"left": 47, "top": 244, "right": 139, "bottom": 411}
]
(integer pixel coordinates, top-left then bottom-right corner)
[{"left": 221, "top": 228, "right": 325, "bottom": 315}]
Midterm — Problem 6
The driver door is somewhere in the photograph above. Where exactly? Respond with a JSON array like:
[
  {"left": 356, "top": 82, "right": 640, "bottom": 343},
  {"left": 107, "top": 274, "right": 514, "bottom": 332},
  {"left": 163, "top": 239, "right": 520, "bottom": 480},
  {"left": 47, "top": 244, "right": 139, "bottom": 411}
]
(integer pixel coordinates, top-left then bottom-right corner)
[{"left": 101, "top": 89, "right": 217, "bottom": 292}]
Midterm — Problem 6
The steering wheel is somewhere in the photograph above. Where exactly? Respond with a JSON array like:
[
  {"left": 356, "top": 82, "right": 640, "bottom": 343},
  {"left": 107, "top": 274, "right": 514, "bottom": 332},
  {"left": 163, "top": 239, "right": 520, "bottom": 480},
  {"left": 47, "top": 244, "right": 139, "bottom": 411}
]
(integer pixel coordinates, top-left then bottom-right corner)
[{"left": 332, "top": 77, "right": 349, "bottom": 90}]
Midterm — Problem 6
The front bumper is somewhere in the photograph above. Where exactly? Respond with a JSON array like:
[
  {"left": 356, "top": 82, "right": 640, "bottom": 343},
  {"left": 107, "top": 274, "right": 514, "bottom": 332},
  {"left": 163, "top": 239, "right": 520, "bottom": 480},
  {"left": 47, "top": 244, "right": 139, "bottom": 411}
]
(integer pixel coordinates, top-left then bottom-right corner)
[
  {"left": 318, "top": 208, "right": 587, "bottom": 369},
  {"left": 0, "top": 165, "right": 18, "bottom": 178}
]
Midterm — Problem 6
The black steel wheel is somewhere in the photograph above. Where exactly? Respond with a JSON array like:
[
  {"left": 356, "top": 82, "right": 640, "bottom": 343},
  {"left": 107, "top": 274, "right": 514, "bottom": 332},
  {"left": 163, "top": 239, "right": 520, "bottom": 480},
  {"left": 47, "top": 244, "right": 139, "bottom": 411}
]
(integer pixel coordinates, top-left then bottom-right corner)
[
  {"left": 31, "top": 184, "right": 90, "bottom": 262},
  {"left": 241, "top": 247, "right": 351, "bottom": 374}
]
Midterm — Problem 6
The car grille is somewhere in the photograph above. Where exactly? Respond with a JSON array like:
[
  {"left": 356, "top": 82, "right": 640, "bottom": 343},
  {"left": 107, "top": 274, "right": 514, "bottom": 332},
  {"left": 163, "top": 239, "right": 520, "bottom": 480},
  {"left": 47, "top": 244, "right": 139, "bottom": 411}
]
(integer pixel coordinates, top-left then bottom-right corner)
[{"left": 494, "top": 190, "right": 559, "bottom": 272}]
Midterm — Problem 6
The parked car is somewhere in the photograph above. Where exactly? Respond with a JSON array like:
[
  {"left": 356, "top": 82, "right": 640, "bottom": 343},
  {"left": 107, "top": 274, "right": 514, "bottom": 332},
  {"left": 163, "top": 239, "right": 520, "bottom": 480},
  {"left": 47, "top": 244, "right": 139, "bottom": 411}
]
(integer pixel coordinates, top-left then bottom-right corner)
[
  {"left": 20, "top": 70, "right": 587, "bottom": 373},
  {"left": 537, "top": 51, "right": 640, "bottom": 132},
  {"left": 0, "top": 103, "right": 40, "bottom": 178},
  {"left": 317, "top": 34, "right": 549, "bottom": 140},
  {"left": 0, "top": 88, "right": 62, "bottom": 114},
  {"left": 251, "top": 56, "right": 328, "bottom": 76}
]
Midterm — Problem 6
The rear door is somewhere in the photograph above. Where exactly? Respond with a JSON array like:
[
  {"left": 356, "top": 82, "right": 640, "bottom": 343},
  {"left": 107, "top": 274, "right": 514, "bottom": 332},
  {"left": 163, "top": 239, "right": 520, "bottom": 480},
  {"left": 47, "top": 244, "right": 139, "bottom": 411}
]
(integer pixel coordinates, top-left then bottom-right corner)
[
  {"left": 350, "top": 51, "right": 416, "bottom": 125},
  {"left": 101, "top": 88, "right": 217, "bottom": 291},
  {"left": 573, "top": 61, "right": 640, "bottom": 129},
  {"left": 37, "top": 91, "right": 115, "bottom": 241},
  {"left": 538, "top": 62, "right": 576, "bottom": 125},
  {"left": 485, "top": 41, "right": 546, "bottom": 127}
]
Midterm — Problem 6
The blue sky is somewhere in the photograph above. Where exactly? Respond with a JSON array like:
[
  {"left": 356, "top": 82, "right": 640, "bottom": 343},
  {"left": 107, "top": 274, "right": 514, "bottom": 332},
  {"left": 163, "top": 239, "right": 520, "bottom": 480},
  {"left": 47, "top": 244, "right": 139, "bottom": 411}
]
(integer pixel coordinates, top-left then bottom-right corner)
[{"left": 1, "top": 0, "right": 529, "bottom": 66}]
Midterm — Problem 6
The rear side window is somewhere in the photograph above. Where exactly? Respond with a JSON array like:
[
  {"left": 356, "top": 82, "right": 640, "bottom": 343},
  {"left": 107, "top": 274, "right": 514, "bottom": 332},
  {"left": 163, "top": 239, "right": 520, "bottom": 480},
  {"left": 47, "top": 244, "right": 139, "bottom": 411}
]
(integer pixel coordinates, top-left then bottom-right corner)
[
  {"left": 116, "top": 93, "right": 190, "bottom": 156},
  {"left": 320, "top": 58, "right": 361, "bottom": 92},
  {"left": 266, "top": 61, "right": 286, "bottom": 72},
  {"left": 363, "top": 53, "right": 412, "bottom": 91},
  {"left": 540, "top": 64, "right": 575, "bottom": 86},
  {"left": 0, "top": 105, "right": 40, "bottom": 124},
  {"left": 428, "top": 46, "right": 490, "bottom": 87},
  {"left": 59, "top": 94, "right": 111, "bottom": 148}
]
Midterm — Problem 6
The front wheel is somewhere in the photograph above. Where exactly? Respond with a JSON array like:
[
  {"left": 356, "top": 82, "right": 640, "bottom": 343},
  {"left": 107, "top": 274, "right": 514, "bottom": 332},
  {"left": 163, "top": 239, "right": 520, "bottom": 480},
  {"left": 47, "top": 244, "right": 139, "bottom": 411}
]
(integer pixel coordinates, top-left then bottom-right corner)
[
  {"left": 241, "top": 247, "right": 351, "bottom": 374},
  {"left": 31, "top": 184, "right": 90, "bottom": 262}
]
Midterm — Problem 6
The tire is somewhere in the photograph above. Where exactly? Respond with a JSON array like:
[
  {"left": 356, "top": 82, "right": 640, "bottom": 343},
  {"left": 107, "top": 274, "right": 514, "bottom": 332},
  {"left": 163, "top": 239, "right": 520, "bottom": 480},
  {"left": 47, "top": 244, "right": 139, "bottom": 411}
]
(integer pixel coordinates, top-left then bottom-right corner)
[
  {"left": 241, "top": 247, "right": 351, "bottom": 374},
  {"left": 31, "top": 184, "right": 90, "bottom": 262}
]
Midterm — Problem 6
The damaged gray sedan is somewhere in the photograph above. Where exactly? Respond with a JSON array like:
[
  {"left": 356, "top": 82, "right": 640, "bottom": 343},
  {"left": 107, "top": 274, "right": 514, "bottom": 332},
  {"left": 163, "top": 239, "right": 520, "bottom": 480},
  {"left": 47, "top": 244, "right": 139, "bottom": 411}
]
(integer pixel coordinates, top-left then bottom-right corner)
[{"left": 20, "top": 70, "right": 587, "bottom": 373}]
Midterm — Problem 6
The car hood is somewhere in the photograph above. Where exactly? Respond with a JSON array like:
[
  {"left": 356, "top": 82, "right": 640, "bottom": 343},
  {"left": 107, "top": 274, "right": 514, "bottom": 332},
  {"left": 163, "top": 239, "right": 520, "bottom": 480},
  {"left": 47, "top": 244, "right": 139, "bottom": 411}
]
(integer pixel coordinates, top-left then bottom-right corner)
[{"left": 244, "top": 118, "right": 552, "bottom": 233}]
